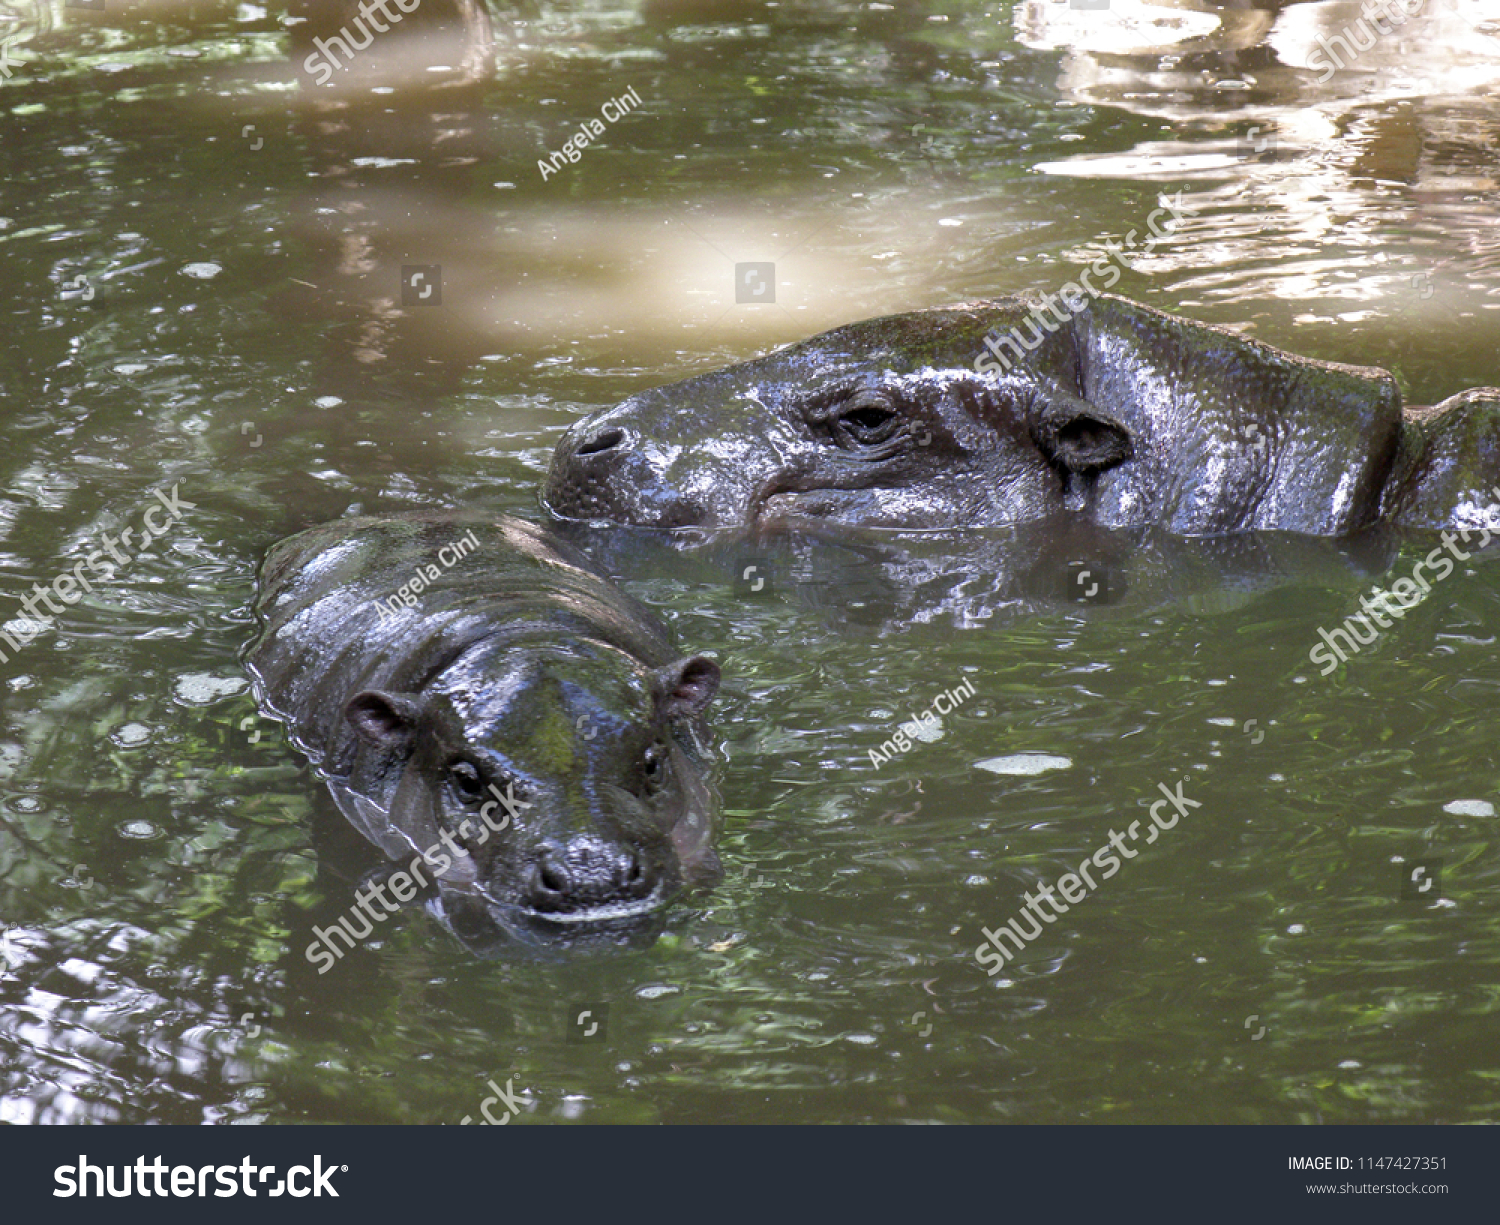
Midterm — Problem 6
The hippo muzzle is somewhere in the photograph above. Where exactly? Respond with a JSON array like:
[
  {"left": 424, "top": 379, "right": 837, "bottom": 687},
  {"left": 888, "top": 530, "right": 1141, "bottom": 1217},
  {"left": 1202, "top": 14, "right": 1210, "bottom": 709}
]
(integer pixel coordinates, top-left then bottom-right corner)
[{"left": 546, "top": 388, "right": 818, "bottom": 530}]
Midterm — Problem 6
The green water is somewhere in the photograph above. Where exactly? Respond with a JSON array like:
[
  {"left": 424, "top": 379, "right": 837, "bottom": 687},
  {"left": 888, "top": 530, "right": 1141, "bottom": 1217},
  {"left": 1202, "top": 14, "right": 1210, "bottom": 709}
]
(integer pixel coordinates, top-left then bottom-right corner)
[{"left": 2, "top": 0, "right": 1499, "bottom": 1123}]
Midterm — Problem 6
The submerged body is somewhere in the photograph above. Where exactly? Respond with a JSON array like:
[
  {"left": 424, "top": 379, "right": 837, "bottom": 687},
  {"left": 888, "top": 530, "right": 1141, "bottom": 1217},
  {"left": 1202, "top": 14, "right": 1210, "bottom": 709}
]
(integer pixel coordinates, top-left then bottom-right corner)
[
  {"left": 544, "top": 293, "right": 1500, "bottom": 538},
  {"left": 246, "top": 511, "right": 722, "bottom": 948}
]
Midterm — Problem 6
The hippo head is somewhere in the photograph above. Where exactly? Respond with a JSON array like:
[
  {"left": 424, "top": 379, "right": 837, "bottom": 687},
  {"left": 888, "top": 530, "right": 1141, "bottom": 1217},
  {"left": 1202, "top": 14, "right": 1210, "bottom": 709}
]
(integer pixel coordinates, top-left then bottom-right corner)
[
  {"left": 546, "top": 293, "right": 1414, "bottom": 537},
  {"left": 543, "top": 299, "right": 1136, "bottom": 531},
  {"left": 341, "top": 640, "right": 721, "bottom": 931}
]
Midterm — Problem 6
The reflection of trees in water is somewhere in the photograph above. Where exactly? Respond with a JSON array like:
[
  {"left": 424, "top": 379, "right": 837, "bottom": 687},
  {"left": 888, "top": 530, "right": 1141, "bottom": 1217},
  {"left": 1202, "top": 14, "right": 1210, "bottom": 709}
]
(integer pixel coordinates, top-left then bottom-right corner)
[
  {"left": 275, "top": 0, "right": 501, "bottom": 408},
  {"left": 1017, "top": 0, "right": 1500, "bottom": 320}
]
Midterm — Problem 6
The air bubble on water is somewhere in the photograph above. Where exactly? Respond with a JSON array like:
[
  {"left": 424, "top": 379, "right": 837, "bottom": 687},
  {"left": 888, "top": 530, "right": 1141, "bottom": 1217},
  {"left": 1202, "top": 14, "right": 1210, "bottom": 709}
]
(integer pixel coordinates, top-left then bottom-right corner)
[
  {"left": 906, "top": 717, "right": 944, "bottom": 744},
  {"left": 635, "top": 984, "right": 681, "bottom": 1001},
  {"left": 111, "top": 722, "right": 153, "bottom": 748},
  {"left": 173, "top": 673, "right": 247, "bottom": 705},
  {"left": 119, "top": 819, "right": 161, "bottom": 840},
  {"left": 975, "top": 753, "right": 1072, "bottom": 776},
  {"left": 1287, "top": 923, "right": 1306, "bottom": 935},
  {"left": 315, "top": 396, "right": 343, "bottom": 408},
  {"left": 181, "top": 262, "right": 222, "bottom": 279},
  {"left": 4, "top": 619, "right": 50, "bottom": 640},
  {"left": 8, "top": 794, "right": 44, "bottom": 813},
  {"left": 1443, "top": 799, "right": 1494, "bottom": 817}
]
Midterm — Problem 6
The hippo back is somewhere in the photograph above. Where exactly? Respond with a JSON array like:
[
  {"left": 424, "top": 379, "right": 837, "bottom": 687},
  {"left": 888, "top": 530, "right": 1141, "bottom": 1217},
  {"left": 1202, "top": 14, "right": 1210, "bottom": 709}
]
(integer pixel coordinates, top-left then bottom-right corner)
[
  {"left": 1382, "top": 389, "right": 1500, "bottom": 531},
  {"left": 1076, "top": 296, "right": 1406, "bottom": 535}
]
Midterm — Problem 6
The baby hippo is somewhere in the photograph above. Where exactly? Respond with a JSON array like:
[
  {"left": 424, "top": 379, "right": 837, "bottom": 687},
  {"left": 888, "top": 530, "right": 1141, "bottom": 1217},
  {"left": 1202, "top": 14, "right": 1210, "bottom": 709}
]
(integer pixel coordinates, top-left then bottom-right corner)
[{"left": 245, "top": 511, "right": 722, "bottom": 945}]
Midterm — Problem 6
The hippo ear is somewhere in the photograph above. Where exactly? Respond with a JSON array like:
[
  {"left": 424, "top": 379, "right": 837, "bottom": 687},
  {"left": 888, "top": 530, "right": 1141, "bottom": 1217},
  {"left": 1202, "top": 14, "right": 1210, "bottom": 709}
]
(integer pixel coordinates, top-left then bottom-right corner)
[
  {"left": 345, "top": 690, "right": 424, "bottom": 748},
  {"left": 1033, "top": 393, "right": 1134, "bottom": 476},
  {"left": 652, "top": 656, "right": 721, "bottom": 720}
]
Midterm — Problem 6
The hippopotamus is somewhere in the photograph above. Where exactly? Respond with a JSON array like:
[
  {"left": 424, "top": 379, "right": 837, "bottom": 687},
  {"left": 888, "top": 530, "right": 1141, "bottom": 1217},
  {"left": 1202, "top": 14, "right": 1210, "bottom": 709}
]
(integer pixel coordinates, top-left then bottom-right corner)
[
  {"left": 245, "top": 511, "right": 722, "bottom": 949},
  {"left": 544, "top": 293, "right": 1500, "bottom": 538}
]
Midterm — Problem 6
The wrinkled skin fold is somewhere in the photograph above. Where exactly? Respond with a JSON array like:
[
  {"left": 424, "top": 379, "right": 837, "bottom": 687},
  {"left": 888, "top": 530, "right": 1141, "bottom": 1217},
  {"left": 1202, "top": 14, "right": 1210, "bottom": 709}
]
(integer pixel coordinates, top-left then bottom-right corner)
[
  {"left": 245, "top": 511, "right": 722, "bottom": 949},
  {"left": 544, "top": 293, "right": 1500, "bottom": 537}
]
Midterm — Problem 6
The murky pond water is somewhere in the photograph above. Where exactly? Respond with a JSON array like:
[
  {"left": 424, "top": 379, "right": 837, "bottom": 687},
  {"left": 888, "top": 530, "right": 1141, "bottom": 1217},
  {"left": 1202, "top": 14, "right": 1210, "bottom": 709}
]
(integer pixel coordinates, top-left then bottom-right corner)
[{"left": 2, "top": 0, "right": 1499, "bottom": 1123}]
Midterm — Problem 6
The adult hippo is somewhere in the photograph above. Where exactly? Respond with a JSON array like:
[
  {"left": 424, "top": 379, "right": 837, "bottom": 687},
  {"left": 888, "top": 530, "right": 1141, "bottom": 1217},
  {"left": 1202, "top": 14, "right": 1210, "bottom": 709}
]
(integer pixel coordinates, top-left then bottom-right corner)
[
  {"left": 544, "top": 293, "right": 1500, "bottom": 537},
  {"left": 245, "top": 511, "right": 722, "bottom": 951}
]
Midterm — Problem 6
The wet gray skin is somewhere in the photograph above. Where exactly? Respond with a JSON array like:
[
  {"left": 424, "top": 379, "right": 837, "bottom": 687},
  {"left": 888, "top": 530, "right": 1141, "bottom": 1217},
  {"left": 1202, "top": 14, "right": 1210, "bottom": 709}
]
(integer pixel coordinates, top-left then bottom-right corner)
[
  {"left": 245, "top": 512, "right": 722, "bottom": 946},
  {"left": 544, "top": 293, "right": 1500, "bottom": 537}
]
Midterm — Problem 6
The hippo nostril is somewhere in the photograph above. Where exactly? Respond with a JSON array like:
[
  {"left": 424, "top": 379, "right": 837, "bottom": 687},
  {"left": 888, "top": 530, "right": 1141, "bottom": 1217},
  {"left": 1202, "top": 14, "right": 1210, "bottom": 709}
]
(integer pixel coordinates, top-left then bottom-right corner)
[
  {"left": 1058, "top": 419, "right": 1107, "bottom": 453},
  {"left": 619, "top": 849, "right": 650, "bottom": 895},
  {"left": 576, "top": 428, "right": 625, "bottom": 457},
  {"left": 524, "top": 849, "right": 570, "bottom": 912}
]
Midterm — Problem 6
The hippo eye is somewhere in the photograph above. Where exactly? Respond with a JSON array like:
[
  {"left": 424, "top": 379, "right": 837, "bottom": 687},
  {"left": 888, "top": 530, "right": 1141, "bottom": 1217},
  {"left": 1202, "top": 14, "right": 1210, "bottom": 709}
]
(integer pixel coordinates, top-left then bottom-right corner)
[
  {"left": 642, "top": 742, "right": 668, "bottom": 787},
  {"left": 832, "top": 394, "right": 901, "bottom": 449},
  {"left": 447, "top": 761, "right": 484, "bottom": 803}
]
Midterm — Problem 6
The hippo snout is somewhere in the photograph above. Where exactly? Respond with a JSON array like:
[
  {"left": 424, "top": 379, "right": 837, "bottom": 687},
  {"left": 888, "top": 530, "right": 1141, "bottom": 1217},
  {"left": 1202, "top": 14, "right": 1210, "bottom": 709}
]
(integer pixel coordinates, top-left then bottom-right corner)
[
  {"left": 546, "top": 420, "right": 655, "bottom": 521},
  {"left": 522, "top": 836, "right": 665, "bottom": 918},
  {"left": 547, "top": 424, "right": 717, "bottom": 528},
  {"left": 552, "top": 410, "right": 798, "bottom": 524}
]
